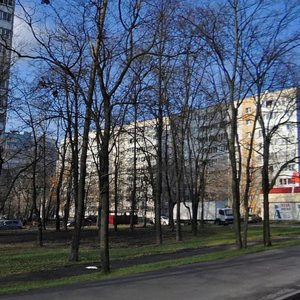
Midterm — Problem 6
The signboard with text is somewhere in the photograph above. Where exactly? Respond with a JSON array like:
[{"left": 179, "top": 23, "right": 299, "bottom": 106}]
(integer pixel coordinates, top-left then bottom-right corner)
[{"left": 271, "top": 203, "right": 300, "bottom": 220}]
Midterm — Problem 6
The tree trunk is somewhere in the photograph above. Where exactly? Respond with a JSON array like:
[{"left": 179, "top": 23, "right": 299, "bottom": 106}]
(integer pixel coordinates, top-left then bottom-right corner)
[
  {"left": 99, "top": 94, "right": 111, "bottom": 274},
  {"left": 55, "top": 136, "right": 68, "bottom": 232},
  {"left": 69, "top": 67, "right": 95, "bottom": 261},
  {"left": 69, "top": 115, "right": 90, "bottom": 260},
  {"left": 63, "top": 178, "right": 72, "bottom": 230},
  {"left": 262, "top": 142, "right": 272, "bottom": 246},
  {"left": 130, "top": 100, "right": 137, "bottom": 231},
  {"left": 229, "top": 107, "right": 243, "bottom": 249},
  {"left": 176, "top": 192, "right": 182, "bottom": 241},
  {"left": 192, "top": 198, "right": 199, "bottom": 236},
  {"left": 113, "top": 160, "right": 118, "bottom": 232},
  {"left": 155, "top": 112, "right": 163, "bottom": 245}
]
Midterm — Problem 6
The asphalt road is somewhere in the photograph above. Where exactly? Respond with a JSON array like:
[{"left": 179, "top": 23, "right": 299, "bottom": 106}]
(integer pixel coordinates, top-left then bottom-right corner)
[{"left": 3, "top": 245, "right": 300, "bottom": 300}]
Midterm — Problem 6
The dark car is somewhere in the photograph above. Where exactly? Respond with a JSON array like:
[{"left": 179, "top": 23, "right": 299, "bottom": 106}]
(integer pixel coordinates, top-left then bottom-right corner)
[
  {"left": 0, "top": 219, "right": 23, "bottom": 230},
  {"left": 67, "top": 218, "right": 92, "bottom": 227},
  {"left": 248, "top": 214, "right": 262, "bottom": 223}
]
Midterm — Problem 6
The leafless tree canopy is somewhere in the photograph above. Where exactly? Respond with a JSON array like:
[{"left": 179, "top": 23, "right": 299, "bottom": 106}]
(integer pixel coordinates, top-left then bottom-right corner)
[{"left": 1, "top": 0, "right": 300, "bottom": 271}]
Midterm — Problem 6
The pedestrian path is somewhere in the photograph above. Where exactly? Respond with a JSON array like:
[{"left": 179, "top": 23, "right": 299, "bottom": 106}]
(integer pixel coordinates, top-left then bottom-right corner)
[{"left": 0, "top": 244, "right": 235, "bottom": 285}]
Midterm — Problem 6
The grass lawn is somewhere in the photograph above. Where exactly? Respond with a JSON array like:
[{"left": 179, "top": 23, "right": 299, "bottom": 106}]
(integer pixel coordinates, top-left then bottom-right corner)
[{"left": 0, "top": 224, "right": 300, "bottom": 294}]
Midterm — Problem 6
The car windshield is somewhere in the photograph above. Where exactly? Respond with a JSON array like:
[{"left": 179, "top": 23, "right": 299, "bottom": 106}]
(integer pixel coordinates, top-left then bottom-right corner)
[{"left": 225, "top": 209, "right": 233, "bottom": 216}]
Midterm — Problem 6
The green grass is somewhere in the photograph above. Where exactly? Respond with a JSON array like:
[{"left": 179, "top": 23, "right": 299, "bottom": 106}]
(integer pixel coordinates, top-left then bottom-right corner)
[
  {"left": 0, "top": 226, "right": 236, "bottom": 276},
  {"left": 1, "top": 224, "right": 299, "bottom": 277},
  {"left": 0, "top": 225, "right": 300, "bottom": 295}
]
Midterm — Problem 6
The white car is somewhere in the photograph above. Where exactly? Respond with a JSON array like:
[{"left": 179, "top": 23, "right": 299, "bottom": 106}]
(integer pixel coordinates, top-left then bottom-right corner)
[
  {"left": 160, "top": 216, "right": 169, "bottom": 225},
  {"left": 152, "top": 216, "right": 170, "bottom": 225}
]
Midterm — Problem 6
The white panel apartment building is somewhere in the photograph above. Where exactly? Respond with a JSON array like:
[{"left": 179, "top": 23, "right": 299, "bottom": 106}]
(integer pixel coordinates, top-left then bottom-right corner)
[
  {"left": 83, "top": 119, "right": 164, "bottom": 220},
  {"left": 62, "top": 87, "right": 300, "bottom": 220},
  {"left": 0, "top": 0, "right": 14, "bottom": 133},
  {"left": 81, "top": 109, "right": 230, "bottom": 220},
  {"left": 115, "top": 88, "right": 300, "bottom": 219},
  {"left": 0, "top": 131, "right": 58, "bottom": 218},
  {"left": 111, "top": 119, "right": 160, "bottom": 219}
]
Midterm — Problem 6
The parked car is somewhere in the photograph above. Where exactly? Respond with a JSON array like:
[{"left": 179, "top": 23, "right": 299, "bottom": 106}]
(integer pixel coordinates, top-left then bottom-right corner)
[
  {"left": 67, "top": 218, "right": 92, "bottom": 227},
  {"left": 151, "top": 216, "right": 170, "bottom": 225},
  {"left": 0, "top": 219, "right": 23, "bottom": 230},
  {"left": 86, "top": 215, "right": 97, "bottom": 224},
  {"left": 248, "top": 214, "right": 262, "bottom": 223}
]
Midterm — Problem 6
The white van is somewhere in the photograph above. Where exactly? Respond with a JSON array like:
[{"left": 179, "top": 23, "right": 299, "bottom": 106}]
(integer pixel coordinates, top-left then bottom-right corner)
[{"left": 215, "top": 208, "right": 234, "bottom": 225}]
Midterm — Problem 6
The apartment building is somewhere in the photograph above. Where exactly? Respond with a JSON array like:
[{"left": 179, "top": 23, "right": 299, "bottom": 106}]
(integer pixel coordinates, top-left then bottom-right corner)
[
  {"left": 258, "top": 88, "right": 300, "bottom": 220},
  {"left": 63, "top": 120, "right": 164, "bottom": 220},
  {"left": 111, "top": 119, "right": 160, "bottom": 219},
  {"left": 239, "top": 94, "right": 262, "bottom": 213},
  {"left": 0, "top": 130, "right": 57, "bottom": 218},
  {"left": 184, "top": 106, "right": 230, "bottom": 203},
  {"left": 64, "top": 107, "right": 233, "bottom": 220},
  {"left": 106, "top": 108, "right": 231, "bottom": 220},
  {"left": 59, "top": 87, "right": 300, "bottom": 221},
  {"left": 238, "top": 88, "right": 300, "bottom": 218},
  {"left": 0, "top": 0, "right": 14, "bottom": 133}
]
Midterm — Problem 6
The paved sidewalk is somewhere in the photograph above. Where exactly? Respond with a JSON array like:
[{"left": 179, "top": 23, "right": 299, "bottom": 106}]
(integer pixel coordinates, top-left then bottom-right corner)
[{"left": 2, "top": 244, "right": 300, "bottom": 300}]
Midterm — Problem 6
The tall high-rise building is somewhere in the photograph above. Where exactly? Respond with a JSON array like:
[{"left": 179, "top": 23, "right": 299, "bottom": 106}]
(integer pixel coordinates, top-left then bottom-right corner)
[{"left": 0, "top": 0, "right": 15, "bottom": 133}]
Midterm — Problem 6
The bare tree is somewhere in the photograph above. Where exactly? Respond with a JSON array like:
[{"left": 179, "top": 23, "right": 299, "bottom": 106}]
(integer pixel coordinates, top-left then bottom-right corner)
[
  {"left": 88, "top": 0, "right": 155, "bottom": 272},
  {"left": 187, "top": 0, "right": 300, "bottom": 248},
  {"left": 240, "top": 1, "right": 300, "bottom": 246},
  {"left": 148, "top": 0, "right": 185, "bottom": 244}
]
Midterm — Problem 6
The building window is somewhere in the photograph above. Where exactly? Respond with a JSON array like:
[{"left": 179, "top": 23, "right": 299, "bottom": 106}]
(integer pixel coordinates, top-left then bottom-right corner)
[
  {"left": 0, "top": 28, "right": 11, "bottom": 40},
  {"left": 0, "top": 44, "right": 8, "bottom": 57},
  {"left": 245, "top": 107, "right": 251, "bottom": 113},
  {"left": 0, "top": 79, "right": 8, "bottom": 89},
  {"left": 209, "top": 147, "right": 218, "bottom": 154},
  {"left": 0, "top": 0, "right": 13, "bottom": 6},
  {"left": 246, "top": 132, "right": 251, "bottom": 138},
  {"left": 246, "top": 119, "right": 252, "bottom": 125},
  {"left": 0, "top": 10, "right": 12, "bottom": 22},
  {"left": 219, "top": 144, "right": 228, "bottom": 151},
  {"left": 286, "top": 164, "right": 295, "bottom": 171},
  {"left": 280, "top": 178, "right": 287, "bottom": 185},
  {"left": 266, "top": 100, "right": 273, "bottom": 107}
]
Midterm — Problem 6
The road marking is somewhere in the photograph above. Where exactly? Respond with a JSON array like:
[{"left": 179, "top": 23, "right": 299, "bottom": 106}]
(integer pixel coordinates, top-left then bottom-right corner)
[{"left": 260, "top": 288, "right": 300, "bottom": 300}]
